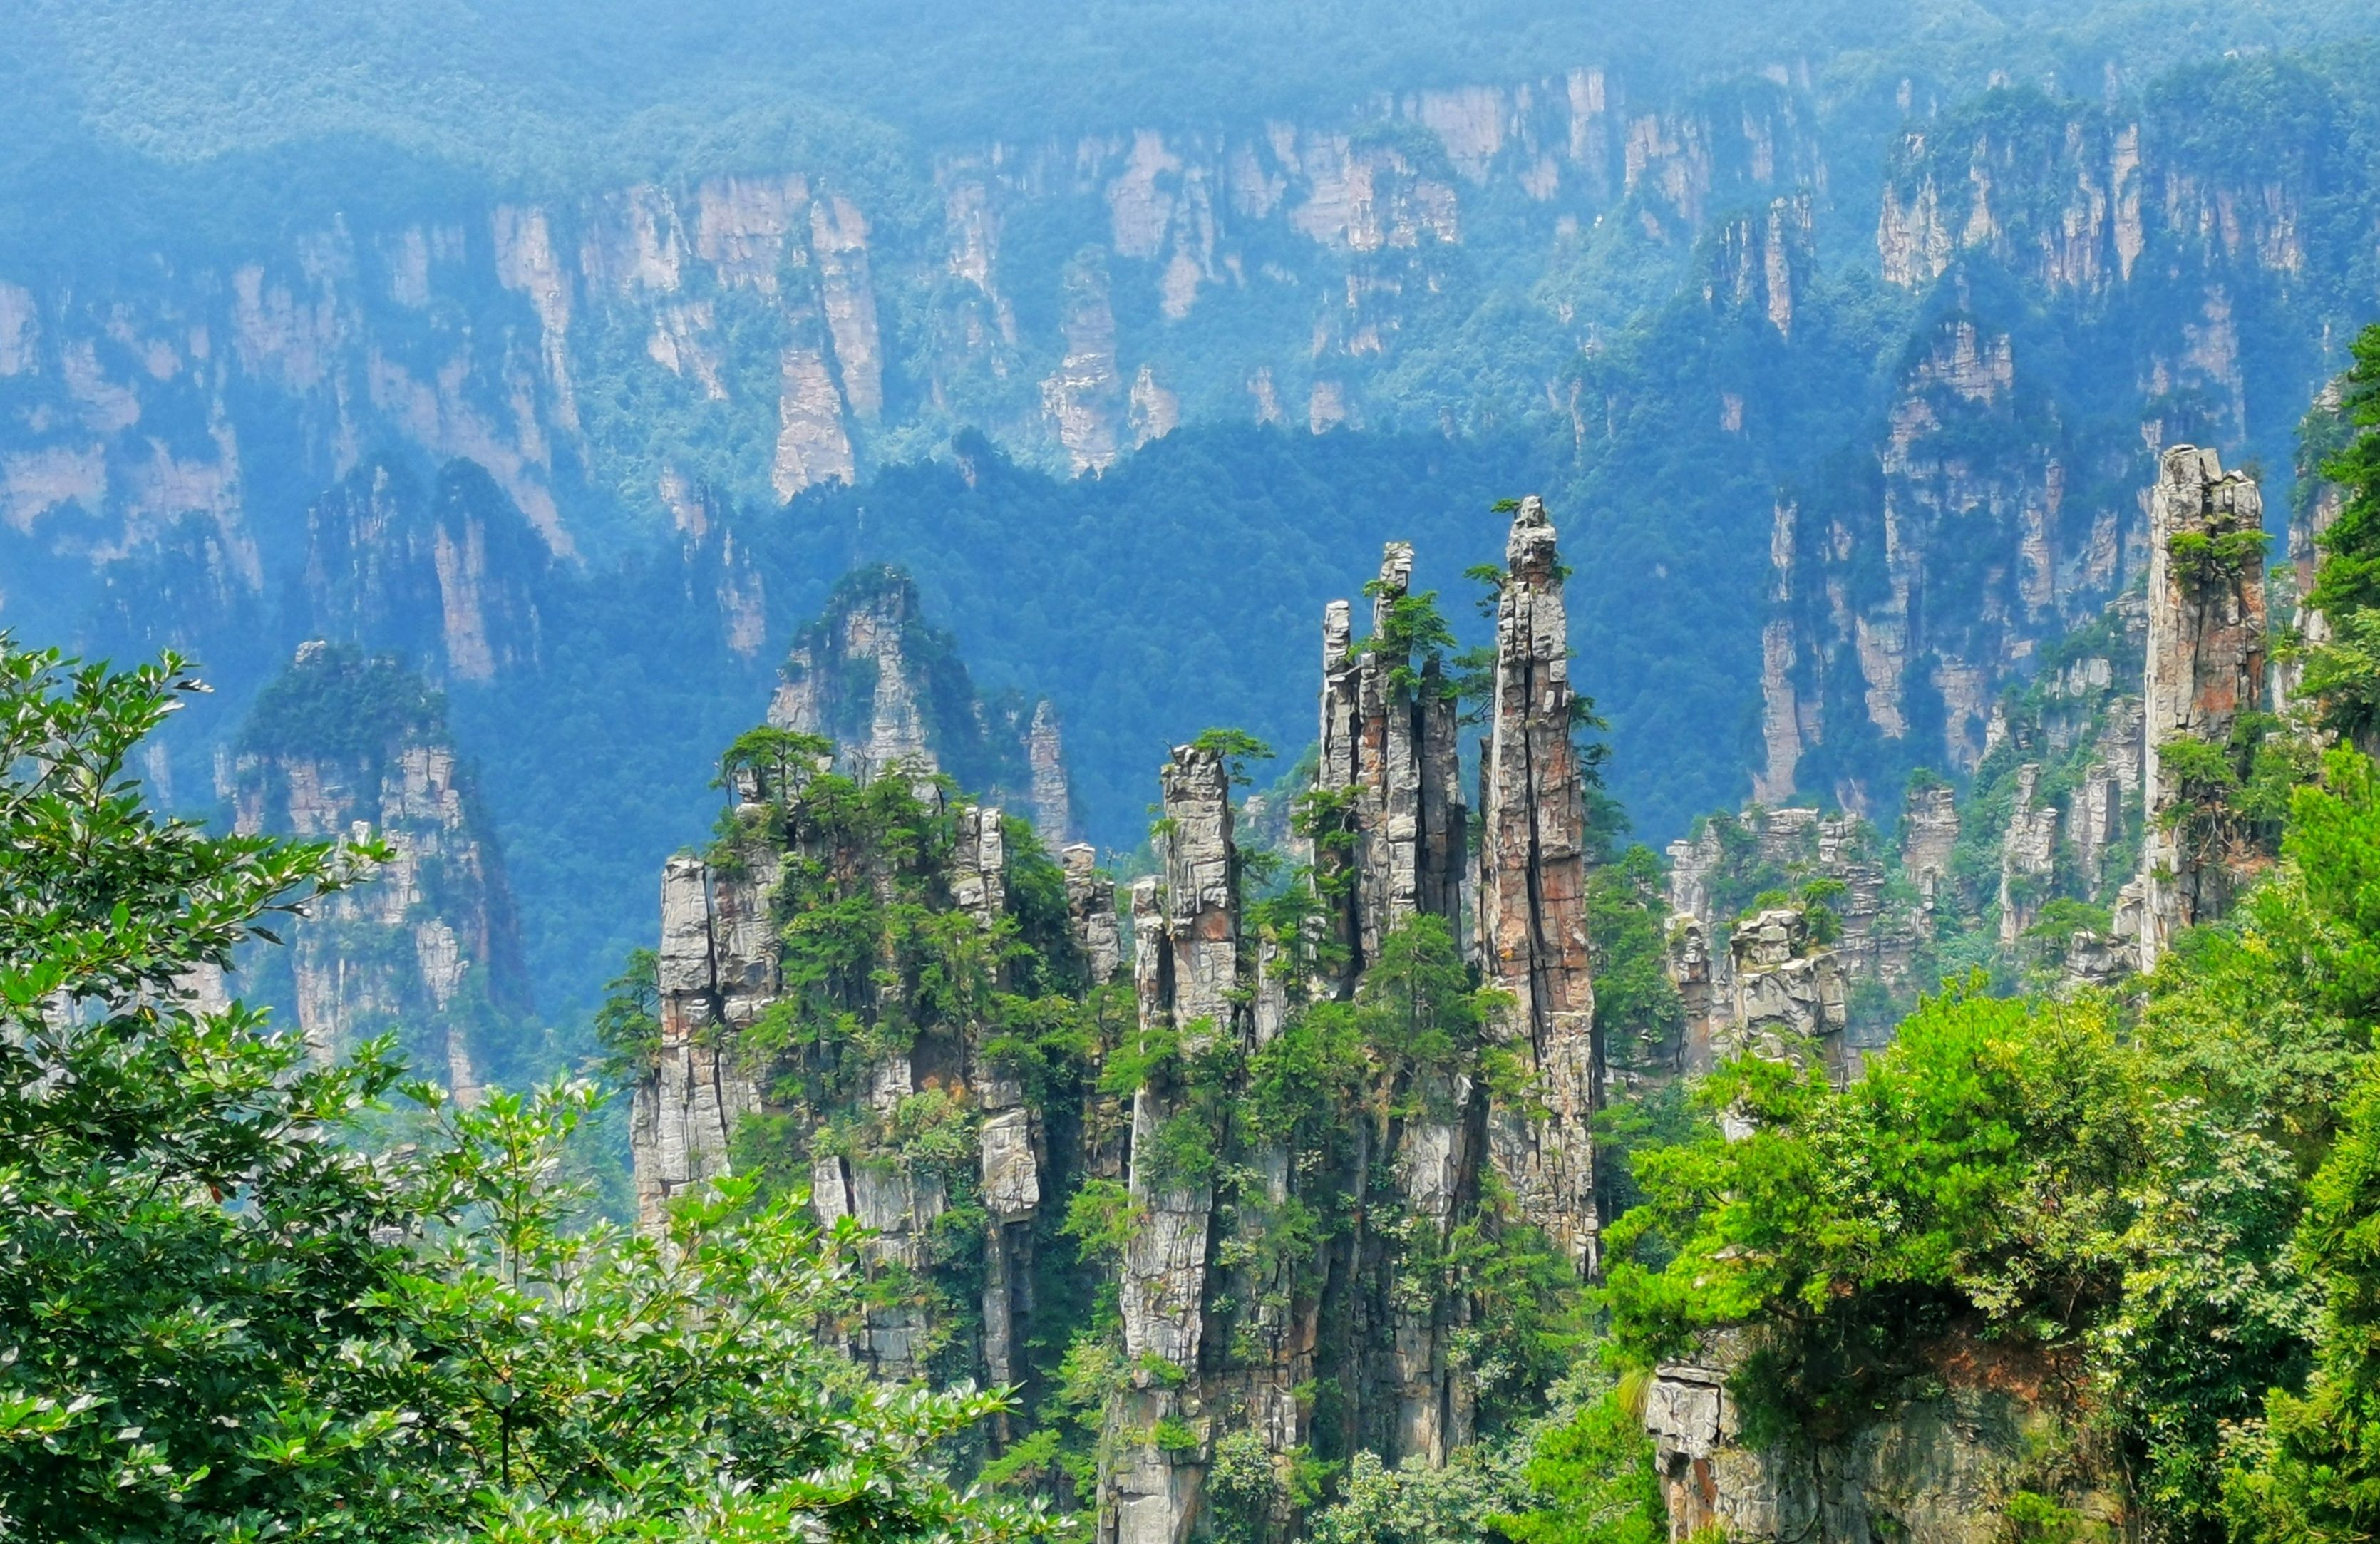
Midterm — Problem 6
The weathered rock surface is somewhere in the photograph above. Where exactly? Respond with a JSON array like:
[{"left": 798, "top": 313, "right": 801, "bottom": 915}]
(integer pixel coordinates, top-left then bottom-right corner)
[
  {"left": 231, "top": 642, "right": 527, "bottom": 1098},
  {"left": 1900, "top": 786, "right": 1959, "bottom": 905},
  {"left": 2130, "top": 445, "right": 2267, "bottom": 964},
  {"left": 1662, "top": 805, "right": 1905, "bottom": 1067},
  {"left": 629, "top": 575, "right": 1108, "bottom": 1401},
  {"left": 1315, "top": 544, "right": 1469, "bottom": 987},
  {"left": 1106, "top": 746, "right": 1246, "bottom": 1544},
  {"left": 1724, "top": 907, "right": 1848, "bottom": 1079},
  {"left": 1475, "top": 496, "right": 1600, "bottom": 1270},
  {"left": 1996, "top": 766, "right": 2060, "bottom": 948},
  {"left": 1645, "top": 1339, "right": 2121, "bottom": 1544}
]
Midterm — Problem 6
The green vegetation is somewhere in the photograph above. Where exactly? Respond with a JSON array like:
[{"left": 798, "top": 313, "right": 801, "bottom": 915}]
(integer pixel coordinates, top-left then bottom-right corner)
[
  {"left": 237, "top": 643, "right": 442, "bottom": 764},
  {"left": 0, "top": 636, "right": 1050, "bottom": 1541},
  {"left": 1552, "top": 344, "right": 2380, "bottom": 1542}
]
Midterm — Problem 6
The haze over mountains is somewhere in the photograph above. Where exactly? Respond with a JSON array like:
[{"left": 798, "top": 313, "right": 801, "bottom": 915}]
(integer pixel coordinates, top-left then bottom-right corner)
[{"left": 3, "top": 0, "right": 2376, "bottom": 1017}]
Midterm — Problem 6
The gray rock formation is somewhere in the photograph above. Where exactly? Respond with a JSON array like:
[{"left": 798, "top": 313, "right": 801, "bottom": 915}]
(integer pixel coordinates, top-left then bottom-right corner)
[
  {"left": 632, "top": 848, "right": 774, "bottom": 1234},
  {"left": 1995, "top": 766, "right": 2060, "bottom": 948},
  {"left": 1315, "top": 543, "right": 1468, "bottom": 984},
  {"left": 2128, "top": 446, "right": 2267, "bottom": 964},
  {"left": 1664, "top": 915, "right": 1726, "bottom": 1076},
  {"left": 1065, "top": 842, "right": 1124, "bottom": 987},
  {"left": 1725, "top": 908, "right": 1849, "bottom": 1081},
  {"left": 1029, "top": 700, "right": 1076, "bottom": 841},
  {"left": 1106, "top": 744, "right": 1247, "bottom": 1544},
  {"left": 1644, "top": 1339, "right": 2121, "bottom": 1543},
  {"left": 230, "top": 642, "right": 527, "bottom": 1099},
  {"left": 1900, "top": 786, "right": 1959, "bottom": 906},
  {"left": 766, "top": 564, "right": 1073, "bottom": 824},
  {"left": 1663, "top": 805, "right": 1905, "bottom": 1068},
  {"left": 1475, "top": 496, "right": 1600, "bottom": 1271},
  {"left": 769, "top": 567, "right": 937, "bottom": 782},
  {"left": 297, "top": 459, "right": 552, "bottom": 684}
]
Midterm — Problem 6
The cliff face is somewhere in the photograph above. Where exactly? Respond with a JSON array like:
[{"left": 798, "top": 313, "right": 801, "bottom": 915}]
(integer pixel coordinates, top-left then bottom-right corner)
[
  {"left": 0, "top": 52, "right": 2360, "bottom": 924},
  {"left": 0, "top": 66, "right": 1819, "bottom": 598},
  {"left": 297, "top": 456, "right": 552, "bottom": 684},
  {"left": 1644, "top": 1335, "right": 2122, "bottom": 1544},
  {"left": 229, "top": 641, "right": 527, "bottom": 1095},
  {"left": 1653, "top": 451, "right": 2205, "bottom": 1047},
  {"left": 1622, "top": 443, "right": 2291, "bottom": 1538}
]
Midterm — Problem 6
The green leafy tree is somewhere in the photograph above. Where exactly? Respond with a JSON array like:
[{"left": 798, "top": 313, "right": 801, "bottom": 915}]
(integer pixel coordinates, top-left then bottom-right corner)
[
  {"left": 0, "top": 636, "right": 1058, "bottom": 1542},
  {"left": 1495, "top": 1382, "right": 1667, "bottom": 1544},
  {"left": 590, "top": 946, "right": 662, "bottom": 1077},
  {"left": 1605, "top": 980, "right": 2149, "bottom": 1435},
  {"left": 2228, "top": 1059, "right": 2380, "bottom": 1543},
  {"left": 718, "top": 724, "right": 835, "bottom": 802},
  {"left": 2302, "top": 324, "right": 2380, "bottom": 746}
]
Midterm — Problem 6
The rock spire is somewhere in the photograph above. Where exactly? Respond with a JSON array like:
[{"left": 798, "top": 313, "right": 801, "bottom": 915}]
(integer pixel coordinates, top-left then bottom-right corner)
[
  {"left": 1474, "top": 496, "right": 1600, "bottom": 1270},
  {"left": 1315, "top": 542, "right": 1469, "bottom": 984},
  {"left": 1105, "top": 744, "right": 1247, "bottom": 1544},
  {"left": 2129, "top": 445, "right": 2267, "bottom": 964}
]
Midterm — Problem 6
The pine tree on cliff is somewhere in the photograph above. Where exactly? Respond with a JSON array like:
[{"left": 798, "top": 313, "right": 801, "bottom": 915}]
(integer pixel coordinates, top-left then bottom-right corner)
[{"left": 2300, "top": 323, "right": 2380, "bottom": 746}]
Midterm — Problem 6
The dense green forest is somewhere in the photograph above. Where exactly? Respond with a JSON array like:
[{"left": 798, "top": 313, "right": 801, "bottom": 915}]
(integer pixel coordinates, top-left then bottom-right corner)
[{"left": 11, "top": 0, "right": 2376, "bottom": 187}]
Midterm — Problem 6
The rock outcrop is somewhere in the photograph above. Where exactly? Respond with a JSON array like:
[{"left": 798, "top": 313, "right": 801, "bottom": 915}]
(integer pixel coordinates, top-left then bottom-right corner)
[
  {"left": 1644, "top": 1336, "right": 2121, "bottom": 1543},
  {"left": 1662, "top": 805, "right": 1905, "bottom": 1070},
  {"left": 766, "top": 563, "right": 1077, "bottom": 836},
  {"left": 1475, "top": 496, "right": 1600, "bottom": 1270},
  {"left": 2128, "top": 446, "right": 2267, "bottom": 964},
  {"left": 1996, "top": 766, "right": 2060, "bottom": 948},
  {"left": 297, "top": 458, "right": 552, "bottom": 684},
  {"left": 230, "top": 642, "right": 527, "bottom": 1097},
  {"left": 1724, "top": 907, "right": 1848, "bottom": 1080},
  {"left": 632, "top": 851, "right": 769, "bottom": 1233},
  {"left": 629, "top": 574, "right": 1120, "bottom": 1396},
  {"left": 1314, "top": 542, "right": 1468, "bottom": 988},
  {"left": 1900, "top": 786, "right": 1959, "bottom": 906},
  {"left": 1105, "top": 746, "right": 1248, "bottom": 1544}
]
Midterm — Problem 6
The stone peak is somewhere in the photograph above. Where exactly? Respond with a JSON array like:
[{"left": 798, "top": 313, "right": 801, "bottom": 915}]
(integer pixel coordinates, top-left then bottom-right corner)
[
  {"left": 1506, "top": 493, "right": 1560, "bottom": 580},
  {"left": 2158, "top": 443, "right": 2260, "bottom": 502}
]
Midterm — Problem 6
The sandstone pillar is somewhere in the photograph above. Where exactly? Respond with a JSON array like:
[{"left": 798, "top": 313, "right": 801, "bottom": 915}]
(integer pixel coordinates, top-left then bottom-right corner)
[{"left": 1475, "top": 496, "right": 1599, "bottom": 1271}]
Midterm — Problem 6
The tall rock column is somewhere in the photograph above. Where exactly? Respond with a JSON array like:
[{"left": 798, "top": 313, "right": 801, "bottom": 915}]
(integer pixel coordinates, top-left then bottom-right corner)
[
  {"left": 1105, "top": 746, "right": 1246, "bottom": 1544},
  {"left": 1313, "top": 540, "right": 1479, "bottom": 1462},
  {"left": 1065, "top": 841, "right": 1124, "bottom": 987},
  {"left": 232, "top": 644, "right": 530, "bottom": 1102},
  {"left": 630, "top": 848, "right": 773, "bottom": 1235},
  {"left": 2132, "top": 446, "right": 2267, "bottom": 964},
  {"left": 952, "top": 808, "right": 1037, "bottom": 1405},
  {"left": 1475, "top": 497, "right": 1599, "bottom": 1272},
  {"left": 1315, "top": 542, "right": 1469, "bottom": 974},
  {"left": 1997, "top": 766, "right": 2060, "bottom": 948}
]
